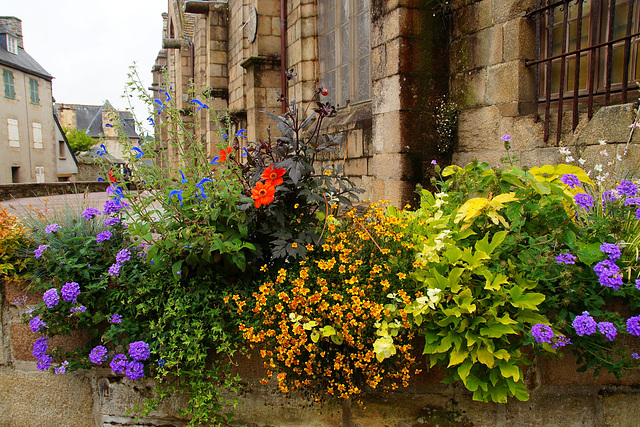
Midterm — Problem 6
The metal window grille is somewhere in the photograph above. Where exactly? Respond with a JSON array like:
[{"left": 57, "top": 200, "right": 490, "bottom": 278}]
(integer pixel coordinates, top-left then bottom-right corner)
[{"left": 526, "top": 0, "right": 640, "bottom": 143}]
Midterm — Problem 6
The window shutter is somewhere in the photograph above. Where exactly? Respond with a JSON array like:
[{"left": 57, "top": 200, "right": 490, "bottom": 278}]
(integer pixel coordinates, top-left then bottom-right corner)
[
  {"left": 33, "top": 122, "right": 43, "bottom": 148},
  {"left": 35, "top": 167, "right": 45, "bottom": 183},
  {"left": 8, "top": 118, "right": 19, "bottom": 147}
]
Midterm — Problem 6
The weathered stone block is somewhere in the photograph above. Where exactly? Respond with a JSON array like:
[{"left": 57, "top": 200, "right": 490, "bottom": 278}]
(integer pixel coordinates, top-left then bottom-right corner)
[
  {"left": 372, "top": 75, "right": 402, "bottom": 116},
  {"left": 503, "top": 17, "right": 536, "bottom": 62},
  {"left": 493, "top": 0, "right": 536, "bottom": 24},
  {"left": 451, "top": 68, "right": 488, "bottom": 109}
]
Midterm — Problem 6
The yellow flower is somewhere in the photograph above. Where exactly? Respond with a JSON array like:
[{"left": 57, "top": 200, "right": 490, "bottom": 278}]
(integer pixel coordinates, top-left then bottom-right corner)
[
  {"left": 260, "top": 264, "right": 268, "bottom": 272},
  {"left": 397, "top": 272, "right": 407, "bottom": 280},
  {"left": 294, "top": 203, "right": 299, "bottom": 209},
  {"left": 292, "top": 242, "right": 298, "bottom": 248}
]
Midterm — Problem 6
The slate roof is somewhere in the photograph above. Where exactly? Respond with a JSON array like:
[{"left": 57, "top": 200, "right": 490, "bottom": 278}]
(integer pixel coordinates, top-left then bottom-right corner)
[
  {"left": 0, "top": 31, "right": 52, "bottom": 81},
  {"left": 56, "top": 102, "right": 139, "bottom": 139}
]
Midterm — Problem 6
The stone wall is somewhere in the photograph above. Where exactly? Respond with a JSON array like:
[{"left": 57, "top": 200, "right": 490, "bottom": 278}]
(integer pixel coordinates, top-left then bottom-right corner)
[
  {"left": 3, "top": 276, "right": 640, "bottom": 426},
  {"left": 0, "top": 182, "right": 109, "bottom": 202},
  {"left": 448, "top": 0, "right": 640, "bottom": 175}
]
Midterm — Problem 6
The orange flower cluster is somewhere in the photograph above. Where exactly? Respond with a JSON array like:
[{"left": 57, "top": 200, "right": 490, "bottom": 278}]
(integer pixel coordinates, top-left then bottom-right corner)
[
  {"left": 251, "top": 165, "right": 286, "bottom": 208},
  {"left": 236, "top": 204, "right": 420, "bottom": 402}
]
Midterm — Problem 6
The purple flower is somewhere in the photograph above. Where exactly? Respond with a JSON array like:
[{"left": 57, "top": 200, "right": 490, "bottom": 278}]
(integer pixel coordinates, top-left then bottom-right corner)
[
  {"left": 603, "top": 190, "right": 618, "bottom": 203},
  {"left": 103, "top": 199, "right": 128, "bottom": 215},
  {"left": 574, "top": 193, "right": 594, "bottom": 210},
  {"left": 636, "top": 207, "right": 640, "bottom": 220},
  {"left": 110, "top": 354, "right": 128, "bottom": 374},
  {"left": 89, "top": 345, "right": 108, "bottom": 364},
  {"left": 55, "top": 360, "right": 69, "bottom": 374},
  {"left": 500, "top": 134, "right": 511, "bottom": 141},
  {"left": 624, "top": 197, "right": 640, "bottom": 206},
  {"left": 560, "top": 174, "right": 581, "bottom": 189},
  {"left": 627, "top": 315, "right": 640, "bottom": 337},
  {"left": 30, "top": 315, "right": 47, "bottom": 332},
  {"left": 82, "top": 207, "right": 101, "bottom": 220},
  {"left": 61, "top": 282, "right": 80, "bottom": 303},
  {"left": 532, "top": 324, "right": 554, "bottom": 344},
  {"left": 636, "top": 279, "right": 640, "bottom": 291},
  {"left": 43, "top": 288, "right": 59, "bottom": 308},
  {"left": 552, "top": 335, "right": 572, "bottom": 349},
  {"left": 34, "top": 244, "right": 50, "bottom": 259},
  {"left": 32, "top": 337, "right": 49, "bottom": 359},
  {"left": 431, "top": 159, "right": 437, "bottom": 165},
  {"left": 45, "top": 223, "right": 61, "bottom": 234},
  {"left": 597, "top": 322, "right": 617, "bottom": 341},
  {"left": 125, "top": 360, "right": 145, "bottom": 380},
  {"left": 104, "top": 217, "right": 120, "bottom": 226},
  {"left": 617, "top": 181, "right": 638, "bottom": 197},
  {"left": 116, "top": 249, "right": 131, "bottom": 264},
  {"left": 128, "top": 341, "right": 150, "bottom": 361},
  {"left": 37, "top": 354, "right": 53, "bottom": 371},
  {"left": 109, "top": 314, "right": 123, "bottom": 324},
  {"left": 600, "top": 243, "right": 621, "bottom": 261},
  {"left": 70, "top": 305, "right": 86, "bottom": 313},
  {"left": 555, "top": 252, "right": 577, "bottom": 265},
  {"left": 632, "top": 352, "right": 640, "bottom": 360},
  {"left": 593, "top": 259, "right": 623, "bottom": 290},
  {"left": 573, "top": 311, "right": 597, "bottom": 336},
  {"left": 108, "top": 263, "right": 122, "bottom": 277},
  {"left": 96, "top": 230, "right": 113, "bottom": 243}
]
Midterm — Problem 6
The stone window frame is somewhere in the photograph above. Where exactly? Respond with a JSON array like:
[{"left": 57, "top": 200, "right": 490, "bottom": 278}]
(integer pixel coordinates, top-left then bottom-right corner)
[
  {"left": 3, "top": 69, "right": 15, "bottom": 99},
  {"left": 318, "top": 0, "right": 371, "bottom": 109}
]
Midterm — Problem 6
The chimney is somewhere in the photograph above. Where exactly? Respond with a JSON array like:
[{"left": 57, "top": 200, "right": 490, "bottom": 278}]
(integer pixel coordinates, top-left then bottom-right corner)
[{"left": 0, "top": 17, "right": 24, "bottom": 49}]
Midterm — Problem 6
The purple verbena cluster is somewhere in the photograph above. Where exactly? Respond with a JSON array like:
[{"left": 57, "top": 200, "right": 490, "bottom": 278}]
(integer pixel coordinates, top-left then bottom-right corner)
[
  {"left": 32, "top": 337, "right": 53, "bottom": 371},
  {"left": 627, "top": 315, "right": 640, "bottom": 337},
  {"left": 29, "top": 315, "right": 46, "bottom": 332},
  {"left": 574, "top": 193, "right": 594, "bottom": 210},
  {"left": 129, "top": 341, "right": 150, "bottom": 361},
  {"left": 55, "top": 360, "right": 69, "bottom": 375},
  {"left": 531, "top": 324, "right": 553, "bottom": 343},
  {"left": 89, "top": 345, "right": 108, "bottom": 364},
  {"left": 96, "top": 230, "right": 113, "bottom": 243},
  {"left": 617, "top": 181, "right": 638, "bottom": 197},
  {"left": 561, "top": 174, "right": 581, "bottom": 189},
  {"left": 34, "top": 244, "right": 50, "bottom": 259},
  {"left": 125, "top": 360, "right": 145, "bottom": 380},
  {"left": 103, "top": 199, "right": 129, "bottom": 216},
  {"left": 110, "top": 354, "right": 128, "bottom": 374},
  {"left": 45, "top": 223, "right": 61, "bottom": 234},
  {"left": 593, "top": 259, "right": 623, "bottom": 290},
  {"left": 70, "top": 305, "right": 86, "bottom": 313},
  {"left": 573, "top": 312, "right": 597, "bottom": 336},
  {"left": 555, "top": 252, "right": 577, "bottom": 265},
  {"left": 104, "top": 217, "right": 120, "bottom": 226},
  {"left": 597, "top": 321, "right": 617, "bottom": 341},
  {"left": 43, "top": 288, "right": 59, "bottom": 308},
  {"left": 109, "top": 314, "right": 123, "bottom": 324},
  {"left": 61, "top": 282, "right": 80, "bottom": 303},
  {"left": 600, "top": 243, "right": 621, "bottom": 261},
  {"left": 82, "top": 207, "right": 101, "bottom": 220}
]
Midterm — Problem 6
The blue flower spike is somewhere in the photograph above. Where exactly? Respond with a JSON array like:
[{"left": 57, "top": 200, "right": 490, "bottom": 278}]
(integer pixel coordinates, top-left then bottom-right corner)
[
  {"left": 147, "top": 117, "right": 155, "bottom": 126},
  {"left": 97, "top": 144, "right": 108, "bottom": 156},
  {"left": 105, "top": 123, "right": 113, "bottom": 128},
  {"left": 154, "top": 99, "right": 165, "bottom": 114},
  {"left": 195, "top": 178, "right": 212, "bottom": 200},
  {"left": 169, "top": 190, "right": 184, "bottom": 207},
  {"left": 189, "top": 99, "right": 209, "bottom": 112},
  {"left": 221, "top": 132, "right": 228, "bottom": 139},
  {"left": 241, "top": 147, "right": 248, "bottom": 157},
  {"left": 159, "top": 89, "right": 171, "bottom": 103},
  {"left": 97, "top": 177, "right": 105, "bottom": 182},
  {"left": 178, "top": 169, "right": 188, "bottom": 184},
  {"left": 209, "top": 156, "right": 220, "bottom": 165},
  {"left": 235, "top": 129, "right": 247, "bottom": 138},
  {"left": 132, "top": 147, "right": 145, "bottom": 158}
]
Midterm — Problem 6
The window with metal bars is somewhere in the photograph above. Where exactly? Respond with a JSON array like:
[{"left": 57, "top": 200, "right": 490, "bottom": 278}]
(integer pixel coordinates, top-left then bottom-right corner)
[
  {"left": 527, "top": 0, "right": 640, "bottom": 142},
  {"left": 318, "top": 0, "right": 371, "bottom": 108}
]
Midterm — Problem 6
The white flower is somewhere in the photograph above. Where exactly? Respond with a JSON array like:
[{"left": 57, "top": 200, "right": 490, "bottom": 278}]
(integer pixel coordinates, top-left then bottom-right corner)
[
  {"left": 559, "top": 147, "right": 571, "bottom": 155},
  {"left": 600, "top": 149, "right": 609, "bottom": 157},
  {"left": 565, "top": 156, "right": 575, "bottom": 162},
  {"left": 599, "top": 139, "right": 607, "bottom": 145},
  {"left": 578, "top": 158, "right": 586, "bottom": 165},
  {"left": 594, "top": 164, "right": 603, "bottom": 172},
  {"left": 617, "top": 154, "right": 623, "bottom": 161}
]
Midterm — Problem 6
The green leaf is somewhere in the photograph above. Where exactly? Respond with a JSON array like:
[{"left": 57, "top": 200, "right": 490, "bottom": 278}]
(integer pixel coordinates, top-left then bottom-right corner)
[
  {"left": 457, "top": 359, "right": 473, "bottom": 381},
  {"left": 479, "top": 323, "right": 516, "bottom": 338},
  {"left": 531, "top": 181, "right": 552, "bottom": 195},
  {"left": 448, "top": 347, "right": 468, "bottom": 367},
  {"left": 498, "top": 362, "right": 521, "bottom": 382},
  {"left": 476, "top": 347, "right": 495, "bottom": 368},
  {"left": 509, "top": 286, "right": 545, "bottom": 310}
]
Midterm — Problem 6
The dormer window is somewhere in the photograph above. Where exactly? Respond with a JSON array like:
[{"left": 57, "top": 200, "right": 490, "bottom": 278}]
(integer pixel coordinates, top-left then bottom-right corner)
[{"left": 6, "top": 35, "right": 17, "bottom": 55}]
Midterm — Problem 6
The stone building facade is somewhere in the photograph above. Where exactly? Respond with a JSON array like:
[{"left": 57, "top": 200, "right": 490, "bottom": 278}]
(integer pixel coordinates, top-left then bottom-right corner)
[
  {"left": 0, "top": 17, "right": 77, "bottom": 184},
  {"left": 151, "top": 0, "right": 640, "bottom": 205}
]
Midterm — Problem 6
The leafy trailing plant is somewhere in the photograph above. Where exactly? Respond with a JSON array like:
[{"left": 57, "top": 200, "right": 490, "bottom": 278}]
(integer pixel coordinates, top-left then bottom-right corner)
[{"left": 0, "top": 206, "right": 27, "bottom": 279}]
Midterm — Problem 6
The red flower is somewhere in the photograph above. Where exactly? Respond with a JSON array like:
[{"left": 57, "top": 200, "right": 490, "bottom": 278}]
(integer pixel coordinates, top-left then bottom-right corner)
[
  {"left": 321, "top": 88, "right": 329, "bottom": 96},
  {"left": 219, "top": 147, "right": 232, "bottom": 162},
  {"left": 261, "top": 165, "right": 286, "bottom": 187},
  {"left": 251, "top": 182, "right": 276, "bottom": 208}
]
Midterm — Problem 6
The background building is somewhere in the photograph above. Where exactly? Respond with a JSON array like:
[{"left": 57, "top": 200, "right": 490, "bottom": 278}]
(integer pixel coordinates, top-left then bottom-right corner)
[{"left": 0, "top": 16, "right": 77, "bottom": 183}]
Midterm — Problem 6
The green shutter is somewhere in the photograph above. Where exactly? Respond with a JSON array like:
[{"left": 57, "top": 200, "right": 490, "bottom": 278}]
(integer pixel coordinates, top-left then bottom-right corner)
[
  {"left": 29, "top": 78, "right": 39, "bottom": 104},
  {"left": 3, "top": 69, "right": 15, "bottom": 99}
]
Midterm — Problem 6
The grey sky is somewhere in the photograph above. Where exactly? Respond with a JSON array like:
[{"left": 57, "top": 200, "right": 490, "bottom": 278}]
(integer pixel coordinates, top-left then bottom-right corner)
[{"left": 3, "top": 0, "right": 167, "bottom": 134}]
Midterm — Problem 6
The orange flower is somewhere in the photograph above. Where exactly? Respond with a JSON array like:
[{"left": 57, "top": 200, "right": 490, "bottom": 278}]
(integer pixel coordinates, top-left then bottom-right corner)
[
  {"left": 261, "top": 165, "right": 286, "bottom": 186},
  {"left": 251, "top": 181, "right": 276, "bottom": 208},
  {"left": 219, "top": 146, "right": 233, "bottom": 162}
]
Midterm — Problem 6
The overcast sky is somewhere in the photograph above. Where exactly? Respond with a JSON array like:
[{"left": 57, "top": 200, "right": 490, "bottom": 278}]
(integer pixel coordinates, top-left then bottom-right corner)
[{"left": 3, "top": 0, "right": 167, "bottom": 134}]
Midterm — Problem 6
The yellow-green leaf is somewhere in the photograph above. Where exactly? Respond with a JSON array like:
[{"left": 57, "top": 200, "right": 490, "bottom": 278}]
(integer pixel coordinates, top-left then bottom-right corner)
[{"left": 476, "top": 347, "right": 495, "bottom": 368}]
